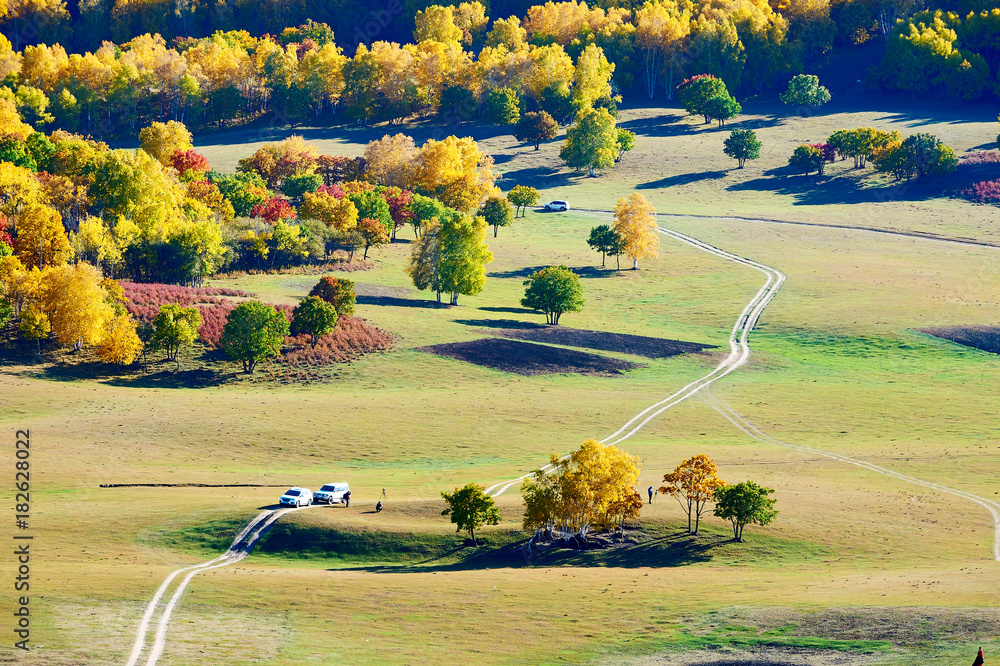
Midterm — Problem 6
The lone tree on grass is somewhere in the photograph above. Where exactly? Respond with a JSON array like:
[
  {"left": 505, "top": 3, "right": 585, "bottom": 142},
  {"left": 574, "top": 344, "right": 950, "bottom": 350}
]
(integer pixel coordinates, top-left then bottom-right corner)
[
  {"left": 479, "top": 195, "right": 514, "bottom": 237},
  {"left": 308, "top": 276, "right": 356, "bottom": 316},
  {"left": 151, "top": 303, "right": 201, "bottom": 371},
  {"left": 723, "top": 129, "right": 761, "bottom": 168},
  {"left": 560, "top": 107, "right": 617, "bottom": 177},
  {"left": 704, "top": 94, "right": 741, "bottom": 127},
  {"left": 678, "top": 75, "right": 739, "bottom": 125},
  {"left": 587, "top": 224, "right": 623, "bottom": 269},
  {"left": 659, "top": 454, "right": 725, "bottom": 535},
  {"left": 441, "top": 483, "right": 501, "bottom": 546},
  {"left": 780, "top": 74, "right": 831, "bottom": 108},
  {"left": 291, "top": 296, "right": 338, "bottom": 347},
  {"left": 615, "top": 128, "right": 635, "bottom": 163},
  {"left": 357, "top": 217, "right": 389, "bottom": 259},
  {"left": 521, "top": 265, "right": 585, "bottom": 325},
  {"left": 220, "top": 301, "right": 290, "bottom": 375},
  {"left": 713, "top": 480, "right": 778, "bottom": 542},
  {"left": 507, "top": 185, "right": 539, "bottom": 217},
  {"left": 613, "top": 192, "right": 659, "bottom": 270},
  {"left": 514, "top": 110, "right": 559, "bottom": 150}
]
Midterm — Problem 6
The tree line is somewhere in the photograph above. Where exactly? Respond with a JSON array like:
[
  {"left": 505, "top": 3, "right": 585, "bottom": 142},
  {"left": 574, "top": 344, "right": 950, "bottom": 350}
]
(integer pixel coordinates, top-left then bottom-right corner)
[{"left": 2, "top": 1, "right": 997, "bottom": 141}]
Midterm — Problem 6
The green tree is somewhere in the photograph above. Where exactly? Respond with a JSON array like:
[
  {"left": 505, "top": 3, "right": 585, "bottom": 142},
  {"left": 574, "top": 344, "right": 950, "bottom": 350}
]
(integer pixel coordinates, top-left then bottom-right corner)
[
  {"left": 780, "top": 74, "right": 831, "bottom": 107},
  {"left": 704, "top": 94, "right": 741, "bottom": 127},
  {"left": 507, "top": 185, "right": 540, "bottom": 217},
  {"left": 587, "top": 224, "right": 622, "bottom": 268},
  {"left": 723, "top": 129, "right": 761, "bottom": 168},
  {"left": 440, "top": 483, "right": 502, "bottom": 546},
  {"left": 480, "top": 195, "right": 514, "bottom": 237},
  {"left": 291, "top": 296, "right": 338, "bottom": 347},
  {"left": 485, "top": 87, "right": 520, "bottom": 126},
  {"left": 438, "top": 85, "right": 478, "bottom": 124},
  {"left": 151, "top": 304, "right": 201, "bottom": 371},
  {"left": 615, "top": 128, "right": 635, "bottom": 163},
  {"left": 348, "top": 190, "right": 393, "bottom": 236},
  {"left": 514, "top": 111, "right": 559, "bottom": 150},
  {"left": 677, "top": 75, "right": 729, "bottom": 124},
  {"left": 788, "top": 145, "right": 825, "bottom": 175},
  {"left": 439, "top": 213, "right": 494, "bottom": 305},
  {"left": 539, "top": 82, "right": 576, "bottom": 124},
  {"left": 308, "top": 276, "right": 356, "bottom": 316},
  {"left": 521, "top": 265, "right": 585, "bottom": 325},
  {"left": 898, "top": 133, "right": 958, "bottom": 180},
  {"left": 713, "top": 481, "right": 778, "bottom": 542},
  {"left": 220, "top": 301, "right": 290, "bottom": 375},
  {"left": 560, "top": 107, "right": 617, "bottom": 177},
  {"left": 281, "top": 173, "right": 323, "bottom": 201},
  {"left": 0, "top": 298, "right": 13, "bottom": 337}
]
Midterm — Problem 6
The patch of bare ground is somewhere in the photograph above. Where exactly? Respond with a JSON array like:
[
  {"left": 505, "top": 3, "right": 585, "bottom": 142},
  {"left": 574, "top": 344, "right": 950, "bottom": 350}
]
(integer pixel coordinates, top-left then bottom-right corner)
[
  {"left": 919, "top": 326, "right": 1000, "bottom": 354},
  {"left": 621, "top": 646, "right": 876, "bottom": 665},
  {"left": 490, "top": 326, "right": 716, "bottom": 359},
  {"left": 721, "top": 606, "right": 1000, "bottom": 645},
  {"left": 417, "top": 338, "right": 646, "bottom": 376}
]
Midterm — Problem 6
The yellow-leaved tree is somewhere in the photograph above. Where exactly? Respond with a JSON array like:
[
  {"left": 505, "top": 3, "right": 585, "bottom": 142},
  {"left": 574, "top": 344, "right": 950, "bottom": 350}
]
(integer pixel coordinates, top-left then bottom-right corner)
[
  {"left": 414, "top": 5, "right": 464, "bottom": 44},
  {"left": 98, "top": 313, "right": 143, "bottom": 365},
  {"left": 38, "top": 262, "right": 114, "bottom": 349},
  {"left": 16, "top": 202, "right": 72, "bottom": 269},
  {"left": 613, "top": 192, "right": 659, "bottom": 270},
  {"left": 19, "top": 305, "right": 49, "bottom": 354},
  {"left": 635, "top": 0, "right": 693, "bottom": 100},
  {"left": 410, "top": 135, "right": 497, "bottom": 212},
  {"left": 300, "top": 191, "right": 358, "bottom": 232},
  {"left": 363, "top": 133, "right": 416, "bottom": 188},
  {"left": 659, "top": 453, "right": 726, "bottom": 535},
  {"left": 138, "top": 120, "right": 193, "bottom": 165},
  {"left": 521, "top": 439, "right": 642, "bottom": 545},
  {"left": 572, "top": 43, "right": 615, "bottom": 111}
]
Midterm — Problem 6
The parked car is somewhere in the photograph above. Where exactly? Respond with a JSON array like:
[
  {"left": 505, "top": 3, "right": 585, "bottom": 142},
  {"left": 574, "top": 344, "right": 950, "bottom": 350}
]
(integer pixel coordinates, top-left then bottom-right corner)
[
  {"left": 543, "top": 200, "right": 570, "bottom": 211},
  {"left": 314, "top": 483, "right": 350, "bottom": 505},
  {"left": 279, "top": 487, "right": 313, "bottom": 507}
]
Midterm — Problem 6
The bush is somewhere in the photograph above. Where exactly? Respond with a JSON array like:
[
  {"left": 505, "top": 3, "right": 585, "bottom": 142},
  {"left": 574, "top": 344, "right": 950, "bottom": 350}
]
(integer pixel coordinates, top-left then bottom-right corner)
[
  {"left": 780, "top": 74, "right": 831, "bottom": 107},
  {"left": 788, "top": 145, "right": 825, "bottom": 175},
  {"left": 281, "top": 316, "right": 395, "bottom": 366}
]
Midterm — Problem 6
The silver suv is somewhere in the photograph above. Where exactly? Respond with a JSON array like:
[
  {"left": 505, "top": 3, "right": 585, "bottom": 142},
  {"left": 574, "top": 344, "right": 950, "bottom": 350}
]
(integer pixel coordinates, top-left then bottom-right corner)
[
  {"left": 543, "top": 200, "right": 570, "bottom": 211},
  {"left": 314, "top": 483, "right": 350, "bottom": 505}
]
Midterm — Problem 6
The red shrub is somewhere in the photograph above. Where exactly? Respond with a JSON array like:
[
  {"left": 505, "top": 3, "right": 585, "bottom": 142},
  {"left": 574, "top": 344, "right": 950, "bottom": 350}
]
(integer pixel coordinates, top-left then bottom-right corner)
[
  {"left": 0, "top": 214, "right": 13, "bottom": 249},
  {"left": 282, "top": 316, "right": 394, "bottom": 366},
  {"left": 170, "top": 149, "right": 211, "bottom": 178},
  {"left": 959, "top": 151, "right": 1000, "bottom": 166},
  {"left": 317, "top": 184, "right": 346, "bottom": 199},
  {"left": 809, "top": 142, "right": 837, "bottom": 162},
  {"left": 962, "top": 179, "right": 1000, "bottom": 204}
]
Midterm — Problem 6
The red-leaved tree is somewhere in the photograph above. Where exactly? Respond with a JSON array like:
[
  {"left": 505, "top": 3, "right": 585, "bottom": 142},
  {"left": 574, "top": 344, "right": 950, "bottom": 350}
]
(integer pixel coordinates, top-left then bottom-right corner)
[
  {"left": 170, "top": 149, "right": 211, "bottom": 180},
  {"left": 251, "top": 197, "right": 297, "bottom": 223},
  {"left": 380, "top": 186, "right": 414, "bottom": 240}
]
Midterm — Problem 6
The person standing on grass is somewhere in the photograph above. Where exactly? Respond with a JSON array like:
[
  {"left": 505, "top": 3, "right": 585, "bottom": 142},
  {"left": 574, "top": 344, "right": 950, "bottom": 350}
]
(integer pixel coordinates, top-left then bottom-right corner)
[
  {"left": 648, "top": 486, "right": 654, "bottom": 504},
  {"left": 973, "top": 648, "right": 984, "bottom": 666},
  {"left": 343, "top": 490, "right": 351, "bottom": 507}
]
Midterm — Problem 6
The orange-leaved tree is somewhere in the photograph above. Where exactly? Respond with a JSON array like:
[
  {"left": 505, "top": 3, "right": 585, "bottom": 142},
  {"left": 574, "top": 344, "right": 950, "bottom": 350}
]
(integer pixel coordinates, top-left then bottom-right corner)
[
  {"left": 659, "top": 453, "right": 725, "bottom": 535},
  {"left": 613, "top": 192, "right": 659, "bottom": 270}
]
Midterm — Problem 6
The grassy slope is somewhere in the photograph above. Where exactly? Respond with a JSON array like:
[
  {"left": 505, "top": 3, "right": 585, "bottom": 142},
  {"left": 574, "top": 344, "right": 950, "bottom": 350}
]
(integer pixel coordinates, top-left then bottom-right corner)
[{"left": 4, "top": 103, "right": 1000, "bottom": 663}]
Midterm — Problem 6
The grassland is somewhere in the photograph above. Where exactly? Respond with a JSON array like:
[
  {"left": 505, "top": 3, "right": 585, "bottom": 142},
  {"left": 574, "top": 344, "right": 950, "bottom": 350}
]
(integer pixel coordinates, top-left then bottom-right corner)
[{"left": 3, "top": 99, "right": 1000, "bottom": 664}]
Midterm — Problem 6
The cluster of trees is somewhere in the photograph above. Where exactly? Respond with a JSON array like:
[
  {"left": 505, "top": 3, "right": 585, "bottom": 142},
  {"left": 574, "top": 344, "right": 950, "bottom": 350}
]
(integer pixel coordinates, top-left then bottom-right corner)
[
  {"left": 658, "top": 454, "right": 778, "bottom": 542},
  {"left": 521, "top": 439, "right": 644, "bottom": 545},
  {"left": 586, "top": 192, "right": 660, "bottom": 270},
  {"left": 872, "top": 9, "right": 1000, "bottom": 102},
  {"left": 791, "top": 127, "right": 957, "bottom": 180}
]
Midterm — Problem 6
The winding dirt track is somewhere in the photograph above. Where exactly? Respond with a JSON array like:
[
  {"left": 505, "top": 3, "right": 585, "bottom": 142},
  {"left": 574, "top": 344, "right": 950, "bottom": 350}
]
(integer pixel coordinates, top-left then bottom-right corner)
[
  {"left": 125, "top": 215, "right": 1000, "bottom": 665},
  {"left": 125, "top": 505, "right": 315, "bottom": 666}
]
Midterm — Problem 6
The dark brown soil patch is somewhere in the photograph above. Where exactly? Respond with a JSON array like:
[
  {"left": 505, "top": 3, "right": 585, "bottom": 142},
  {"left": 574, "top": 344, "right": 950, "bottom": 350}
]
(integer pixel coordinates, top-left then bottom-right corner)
[
  {"left": 417, "top": 338, "right": 645, "bottom": 376},
  {"left": 491, "top": 325, "right": 715, "bottom": 359},
  {"left": 919, "top": 325, "right": 1000, "bottom": 354}
]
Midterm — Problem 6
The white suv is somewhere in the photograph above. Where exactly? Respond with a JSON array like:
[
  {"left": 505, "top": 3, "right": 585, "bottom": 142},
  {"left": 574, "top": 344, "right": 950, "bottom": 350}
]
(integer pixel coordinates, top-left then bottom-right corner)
[
  {"left": 543, "top": 200, "right": 570, "bottom": 211},
  {"left": 279, "top": 487, "right": 313, "bottom": 507},
  {"left": 314, "top": 483, "right": 350, "bottom": 505}
]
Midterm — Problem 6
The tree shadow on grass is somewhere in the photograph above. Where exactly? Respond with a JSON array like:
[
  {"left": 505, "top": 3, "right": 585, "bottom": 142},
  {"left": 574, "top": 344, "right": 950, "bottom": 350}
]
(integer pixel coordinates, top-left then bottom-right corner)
[
  {"left": 454, "top": 318, "right": 544, "bottom": 330},
  {"left": 477, "top": 305, "right": 536, "bottom": 314},
  {"left": 638, "top": 169, "right": 728, "bottom": 190},
  {"left": 332, "top": 529, "right": 725, "bottom": 574},
  {"left": 488, "top": 265, "right": 621, "bottom": 279},
  {"left": 498, "top": 165, "right": 575, "bottom": 191},
  {"left": 356, "top": 294, "right": 451, "bottom": 309},
  {"left": 103, "top": 367, "right": 229, "bottom": 389}
]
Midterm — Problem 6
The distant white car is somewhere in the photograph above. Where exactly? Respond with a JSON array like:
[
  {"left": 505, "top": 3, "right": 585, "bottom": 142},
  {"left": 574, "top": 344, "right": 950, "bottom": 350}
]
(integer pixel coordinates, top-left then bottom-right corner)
[
  {"left": 314, "top": 483, "right": 350, "bottom": 505},
  {"left": 543, "top": 200, "right": 570, "bottom": 211},
  {"left": 279, "top": 487, "right": 313, "bottom": 507}
]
